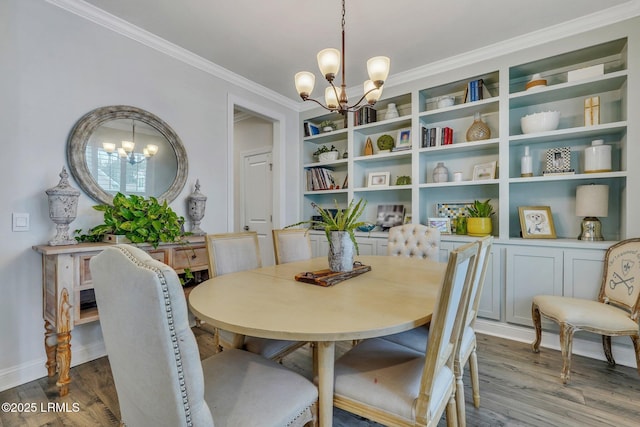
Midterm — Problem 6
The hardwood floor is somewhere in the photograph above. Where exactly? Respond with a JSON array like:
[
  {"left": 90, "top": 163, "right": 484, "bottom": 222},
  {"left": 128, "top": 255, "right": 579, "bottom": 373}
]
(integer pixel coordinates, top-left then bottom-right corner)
[{"left": 1, "top": 330, "right": 639, "bottom": 426}]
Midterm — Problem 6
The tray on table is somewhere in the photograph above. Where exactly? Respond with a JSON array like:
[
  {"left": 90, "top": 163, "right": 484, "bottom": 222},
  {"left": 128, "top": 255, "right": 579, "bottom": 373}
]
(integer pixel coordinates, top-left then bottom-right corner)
[{"left": 294, "top": 262, "right": 371, "bottom": 287}]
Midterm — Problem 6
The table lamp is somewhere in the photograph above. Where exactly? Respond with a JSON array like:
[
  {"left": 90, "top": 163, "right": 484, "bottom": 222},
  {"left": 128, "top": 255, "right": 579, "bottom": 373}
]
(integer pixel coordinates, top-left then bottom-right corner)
[{"left": 575, "top": 184, "right": 608, "bottom": 241}]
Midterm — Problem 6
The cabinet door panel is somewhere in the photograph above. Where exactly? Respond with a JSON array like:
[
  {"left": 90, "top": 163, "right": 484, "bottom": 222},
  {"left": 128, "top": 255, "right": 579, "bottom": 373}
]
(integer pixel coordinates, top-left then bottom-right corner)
[
  {"left": 478, "top": 246, "right": 502, "bottom": 320},
  {"left": 563, "top": 249, "right": 605, "bottom": 300},
  {"left": 506, "top": 246, "right": 563, "bottom": 326}
]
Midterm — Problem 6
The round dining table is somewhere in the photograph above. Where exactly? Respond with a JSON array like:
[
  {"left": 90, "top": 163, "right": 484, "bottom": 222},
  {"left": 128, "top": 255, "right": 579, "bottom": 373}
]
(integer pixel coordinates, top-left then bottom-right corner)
[{"left": 188, "top": 255, "right": 446, "bottom": 427}]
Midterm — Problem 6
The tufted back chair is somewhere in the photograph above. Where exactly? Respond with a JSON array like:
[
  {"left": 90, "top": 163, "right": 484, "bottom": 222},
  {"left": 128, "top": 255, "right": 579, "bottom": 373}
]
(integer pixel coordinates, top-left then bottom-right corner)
[{"left": 386, "top": 224, "right": 440, "bottom": 260}]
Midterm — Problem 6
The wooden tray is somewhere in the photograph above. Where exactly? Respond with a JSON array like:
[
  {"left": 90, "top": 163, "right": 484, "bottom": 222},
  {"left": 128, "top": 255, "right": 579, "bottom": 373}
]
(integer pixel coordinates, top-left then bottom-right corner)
[{"left": 295, "top": 263, "right": 371, "bottom": 287}]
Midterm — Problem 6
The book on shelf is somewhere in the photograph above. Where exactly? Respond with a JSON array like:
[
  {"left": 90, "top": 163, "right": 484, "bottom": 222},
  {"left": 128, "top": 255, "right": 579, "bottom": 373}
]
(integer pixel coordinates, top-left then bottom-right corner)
[
  {"left": 421, "top": 126, "right": 453, "bottom": 147},
  {"left": 353, "top": 106, "right": 377, "bottom": 126},
  {"left": 463, "top": 78, "right": 493, "bottom": 102},
  {"left": 306, "top": 167, "right": 336, "bottom": 191},
  {"left": 391, "top": 146, "right": 411, "bottom": 152}
]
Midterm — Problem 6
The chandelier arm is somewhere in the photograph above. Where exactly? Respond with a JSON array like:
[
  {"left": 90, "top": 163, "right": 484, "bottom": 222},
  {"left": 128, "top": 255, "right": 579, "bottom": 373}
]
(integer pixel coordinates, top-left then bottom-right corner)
[{"left": 301, "top": 96, "right": 336, "bottom": 112}]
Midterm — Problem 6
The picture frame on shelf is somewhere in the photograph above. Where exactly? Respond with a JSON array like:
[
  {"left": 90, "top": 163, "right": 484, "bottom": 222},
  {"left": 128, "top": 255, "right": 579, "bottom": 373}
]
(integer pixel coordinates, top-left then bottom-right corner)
[
  {"left": 518, "top": 206, "right": 557, "bottom": 239},
  {"left": 543, "top": 147, "right": 574, "bottom": 175},
  {"left": 308, "top": 122, "right": 320, "bottom": 136},
  {"left": 376, "top": 205, "right": 405, "bottom": 229},
  {"left": 367, "top": 171, "right": 390, "bottom": 187},
  {"left": 472, "top": 160, "right": 497, "bottom": 180},
  {"left": 428, "top": 217, "right": 452, "bottom": 235},
  {"left": 394, "top": 129, "right": 411, "bottom": 150}
]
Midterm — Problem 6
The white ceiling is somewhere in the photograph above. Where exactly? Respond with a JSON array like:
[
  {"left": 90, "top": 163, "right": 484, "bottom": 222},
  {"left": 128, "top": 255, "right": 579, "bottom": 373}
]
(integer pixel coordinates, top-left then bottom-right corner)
[{"left": 75, "top": 0, "right": 638, "bottom": 105}]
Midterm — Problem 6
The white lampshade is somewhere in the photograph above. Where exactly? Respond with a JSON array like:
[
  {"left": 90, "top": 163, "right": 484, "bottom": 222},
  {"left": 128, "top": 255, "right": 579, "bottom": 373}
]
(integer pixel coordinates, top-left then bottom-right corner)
[
  {"left": 576, "top": 184, "right": 608, "bottom": 217},
  {"left": 146, "top": 144, "right": 159, "bottom": 156},
  {"left": 117, "top": 147, "right": 127, "bottom": 158},
  {"left": 317, "top": 48, "right": 340, "bottom": 80},
  {"left": 325, "top": 87, "right": 340, "bottom": 109},
  {"left": 294, "top": 71, "right": 315, "bottom": 97},
  {"left": 367, "top": 56, "right": 390, "bottom": 85},
  {"left": 364, "top": 80, "right": 383, "bottom": 103},
  {"left": 121, "top": 140, "right": 135, "bottom": 153},
  {"left": 102, "top": 142, "right": 116, "bottom": 153}
]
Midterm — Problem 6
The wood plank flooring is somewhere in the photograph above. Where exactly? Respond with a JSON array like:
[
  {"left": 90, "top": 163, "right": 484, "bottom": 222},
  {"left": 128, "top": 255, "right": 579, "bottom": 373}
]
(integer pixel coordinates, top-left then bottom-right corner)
[{"left": 1, "top": 330, "right": 639, "bottom": 426}]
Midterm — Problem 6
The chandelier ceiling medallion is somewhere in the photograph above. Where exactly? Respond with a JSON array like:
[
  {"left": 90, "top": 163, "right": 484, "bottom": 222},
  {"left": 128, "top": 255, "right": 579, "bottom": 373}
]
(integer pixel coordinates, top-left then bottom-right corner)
[{"left": 294, "top": 0, "right": 390, "bottom": 115}]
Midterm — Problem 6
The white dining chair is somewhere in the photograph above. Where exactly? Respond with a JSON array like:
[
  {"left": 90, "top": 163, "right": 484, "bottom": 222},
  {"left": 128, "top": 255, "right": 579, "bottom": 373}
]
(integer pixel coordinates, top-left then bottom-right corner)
[
  {"left": 203, "top": 232, "right": 306, "bottom": 361},
  {"left": 378, "top": 236, "right": 493, "bottom": 426},
  {"left": 333, "top": 240, "right": 480, "bottom": 427},
  {"left": 532, "top": 238, "right": 640, "bottom": 384},
  {"left": 386, "top": 223, "right": 440, "bottom": 260},
  {"left": 272, "top": 228, "right": 313, "bottom": 265},
  {"left": 90, "top": 244, "right": 318, "bottom": 427}
]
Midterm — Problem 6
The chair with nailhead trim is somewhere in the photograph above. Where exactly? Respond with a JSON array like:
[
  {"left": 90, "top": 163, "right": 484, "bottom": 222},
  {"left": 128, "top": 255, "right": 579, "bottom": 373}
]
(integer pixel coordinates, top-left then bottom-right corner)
[
  {"left": 386, "top": 224, "right": 441, "bottom": 261},
  {"left": 90, "top": 244, "right": 318, "bottom": 427}
]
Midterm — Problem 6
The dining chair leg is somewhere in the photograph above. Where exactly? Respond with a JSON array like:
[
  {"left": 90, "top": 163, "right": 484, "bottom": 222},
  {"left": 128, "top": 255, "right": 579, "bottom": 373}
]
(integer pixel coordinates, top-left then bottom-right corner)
[
  {"left": 531, "top": 303, "right": 542, "bottom": 353},
  {"left": 469, "top": 348, "right": 480, "bottom": 408},
  {"left": 631, "top": 334, "right": 640, "bottom": 376},
  {"left": 603, "top": 335, "right": 615, "bottom": 365},
  {"left": 445, "top": 394, "right": 459, "bottom": 427},
  {"left": 559, "top": 323, "right": 575, "bottom": 384},
  {"left": 454, "top": 367, "right": 466, "bottom": 427}
]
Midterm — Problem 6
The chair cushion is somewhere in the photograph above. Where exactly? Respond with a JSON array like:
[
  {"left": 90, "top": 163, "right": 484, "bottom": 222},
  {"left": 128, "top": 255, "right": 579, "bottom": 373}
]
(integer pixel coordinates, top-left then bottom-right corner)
[
  {"left": 203, "top": 348, "right": 317, "bottom": 426},
  {"left": 380, "top": 325, "right": 429, "bottom": 353},
  {"left": 334, "top": 337, "right": 453, "bottom": 422},
  {"left": 533, "top": 295, "right": 639, "bottom": 333},
  {"left": 244, "top": 337, "right": 302, "bottom": 359}
]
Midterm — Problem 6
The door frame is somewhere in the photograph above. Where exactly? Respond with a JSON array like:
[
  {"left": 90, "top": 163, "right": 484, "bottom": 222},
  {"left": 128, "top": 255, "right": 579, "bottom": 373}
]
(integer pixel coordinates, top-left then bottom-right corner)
[{"left": 227, "top": 94, "right": 286, "bottom": 232}]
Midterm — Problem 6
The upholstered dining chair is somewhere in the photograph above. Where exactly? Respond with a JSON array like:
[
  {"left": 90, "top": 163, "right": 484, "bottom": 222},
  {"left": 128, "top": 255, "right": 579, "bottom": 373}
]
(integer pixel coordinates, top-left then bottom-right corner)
[
  {"left": 532, "top": 238, "right": 640, "bottom": 384},
  {"left": 204, "top": 232, "right": 306, "bottom": 361},
  {"left": 378, "top": 236, "right": 493, "bottom": 426},
  {"left": 272, "top": 228, "right": 313, "bottom": 265},
  {"left": 90, "top": 244, "right": 318, "bottom": 427},
  {"left": 333, "top": 240, "right": 480, "bottom": 427},
  {"left": 386, "top": 223, "right": 440, "bottom": 260}
]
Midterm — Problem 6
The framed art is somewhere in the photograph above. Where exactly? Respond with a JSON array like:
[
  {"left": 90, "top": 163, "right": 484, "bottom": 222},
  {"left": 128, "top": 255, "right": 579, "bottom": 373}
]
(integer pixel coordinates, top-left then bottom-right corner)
[
  {"left": 472, "top": 160, "right": 497, "bottom": 180},
  {"left": 428, "top": 217, "right": 452, "bottom": 234},
  {"left": 518, "top": 206, "right": 557, "bottom": 238},
  {"left": 395, "top": 129, "right": 412, "bottom": 149},
  {"left": 376, "top": 205, "right": 405, "bottom": 229},
  {"left": 367, "top": 171, "right": 390, "bottom": 187},
  {"left": 543, "top": 147, "right": 574, "bottom": 175}
]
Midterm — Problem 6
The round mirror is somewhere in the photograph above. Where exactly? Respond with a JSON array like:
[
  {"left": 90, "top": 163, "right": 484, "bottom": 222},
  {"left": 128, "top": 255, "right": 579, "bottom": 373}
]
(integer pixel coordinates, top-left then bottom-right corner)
[{"left": 67, "top": 105, "right": 188, "bottom": 205}]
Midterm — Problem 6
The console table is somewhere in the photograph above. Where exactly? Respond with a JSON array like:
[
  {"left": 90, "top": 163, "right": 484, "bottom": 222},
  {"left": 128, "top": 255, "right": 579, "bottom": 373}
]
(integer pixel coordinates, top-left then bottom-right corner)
[{"left": 32, "top": 237, "right": 209, "bottom": 396}]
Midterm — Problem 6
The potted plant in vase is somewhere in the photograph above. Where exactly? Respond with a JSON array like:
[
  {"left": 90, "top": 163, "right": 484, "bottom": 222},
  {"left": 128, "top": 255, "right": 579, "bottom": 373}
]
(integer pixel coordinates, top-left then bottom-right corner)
[
  {"left": 286, "top": 199, "right": 369, "bottom": 272},
  {"left": 466, "top": 199, "right": 495, "bottom": 236},
  {"left": 319, "top": 120, "right": 337, "bottom": 133}
]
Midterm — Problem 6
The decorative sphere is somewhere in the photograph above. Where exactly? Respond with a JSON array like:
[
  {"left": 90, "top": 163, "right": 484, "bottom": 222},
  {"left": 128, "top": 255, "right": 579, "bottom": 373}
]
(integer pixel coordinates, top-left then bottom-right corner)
[{"left": 377, "top": 134, "right": 394, "bottom": 151}]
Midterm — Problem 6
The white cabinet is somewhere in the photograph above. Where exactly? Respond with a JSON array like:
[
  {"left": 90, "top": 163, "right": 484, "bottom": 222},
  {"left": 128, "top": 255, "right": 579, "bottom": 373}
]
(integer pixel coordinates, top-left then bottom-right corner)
[{"left": 505, "top": 245, "right": 606, "bottom": 327}]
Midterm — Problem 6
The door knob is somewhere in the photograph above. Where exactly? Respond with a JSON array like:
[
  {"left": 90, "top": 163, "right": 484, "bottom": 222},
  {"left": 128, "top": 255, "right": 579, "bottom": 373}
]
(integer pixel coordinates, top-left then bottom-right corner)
[{"left": 243, "top": 225, "right": 250, "bottom": 231}]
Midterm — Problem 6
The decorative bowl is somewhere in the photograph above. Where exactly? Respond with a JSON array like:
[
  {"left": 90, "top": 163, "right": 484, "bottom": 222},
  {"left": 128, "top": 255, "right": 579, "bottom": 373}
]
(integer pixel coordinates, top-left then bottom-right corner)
[
  {"left": 318, "top": 151, "right": 339, "bottom": 162},
  {"left": 437, "top": 96, "right": 455, "bottom": 108},
  {"left": 520, "top": 111, "right": 560, "bottom": 134},
  {"left": 357, "top": 224, "right": 376, "bottom": 232}
]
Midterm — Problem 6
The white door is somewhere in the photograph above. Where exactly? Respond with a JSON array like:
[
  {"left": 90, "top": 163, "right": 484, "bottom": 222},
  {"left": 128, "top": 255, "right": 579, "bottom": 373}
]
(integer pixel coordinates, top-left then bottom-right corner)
[{"left": 241, "top": 151, "right": 274, "bottom": 265}]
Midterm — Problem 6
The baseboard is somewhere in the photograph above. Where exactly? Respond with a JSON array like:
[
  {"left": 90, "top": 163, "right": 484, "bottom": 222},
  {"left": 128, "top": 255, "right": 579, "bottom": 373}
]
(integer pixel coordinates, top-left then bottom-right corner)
[
  {"left": 475, "top": 319, "right": 637, "bottom": 368},
  {"left": 0, "top": 342, "right": 106, "bottom": 392}
]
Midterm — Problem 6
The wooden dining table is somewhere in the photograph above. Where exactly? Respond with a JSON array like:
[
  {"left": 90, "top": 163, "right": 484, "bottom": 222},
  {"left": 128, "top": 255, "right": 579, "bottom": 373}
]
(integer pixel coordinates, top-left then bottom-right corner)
[{"left": 188, "top": 255, "right": 446, "bottom": 427}]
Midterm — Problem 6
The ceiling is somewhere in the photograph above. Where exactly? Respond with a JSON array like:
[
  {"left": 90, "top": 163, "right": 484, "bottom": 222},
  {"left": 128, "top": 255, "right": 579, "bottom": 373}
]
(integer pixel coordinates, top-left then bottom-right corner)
[{"left": 79, "top": 0, "right": 637, "bottom": 106}]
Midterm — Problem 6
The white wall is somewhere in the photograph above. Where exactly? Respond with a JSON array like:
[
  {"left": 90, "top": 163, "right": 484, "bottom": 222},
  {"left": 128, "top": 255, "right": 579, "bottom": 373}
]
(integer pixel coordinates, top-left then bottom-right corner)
[{"left": 0, "top": 0, "right": 301, "bottom": 390}]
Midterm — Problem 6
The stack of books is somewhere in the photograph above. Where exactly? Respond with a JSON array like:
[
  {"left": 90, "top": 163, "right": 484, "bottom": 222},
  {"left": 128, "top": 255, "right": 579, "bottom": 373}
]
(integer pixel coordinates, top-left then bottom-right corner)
[
  {"left": 306, "top": 167, "right": 335, "bottom": 191},
  {"left": 421, "top": 126, "right": 453, "bottom": 147},
  {"left": 464, "top": 79, "right": 492, "bottom": 102},
  {"left": 353, "top": 106, "right": 377, "bottom": 126}
]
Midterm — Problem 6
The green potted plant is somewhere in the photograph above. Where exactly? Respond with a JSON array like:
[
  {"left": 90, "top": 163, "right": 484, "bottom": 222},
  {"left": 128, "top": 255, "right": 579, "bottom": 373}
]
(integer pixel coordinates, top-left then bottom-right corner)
[
  {"left": 75, "top": 192, "right": 188, "bottom": 248},
  {"left": 313, "top": 144, "right": 339, "bottom": 162},
  {"left": 319, "top": 120, "right": 337, "bottom": 132},
  {"left": 286, "top": 199, "right": 369, "bottom": 272},
  {"left": 466, "top": 199, "right": 495, "bottom": 236}
]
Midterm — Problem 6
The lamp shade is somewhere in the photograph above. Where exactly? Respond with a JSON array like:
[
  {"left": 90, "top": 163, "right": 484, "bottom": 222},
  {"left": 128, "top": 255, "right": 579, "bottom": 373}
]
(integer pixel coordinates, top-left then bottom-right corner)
[
  {"left": 364, "top": 80, "right": 383, "bottom": 103},
  {"left": 295, "top": 71, "right": 315, "bottom": 97},
  {"left": 576, "top": 184, "right": 608, "bottom": 217},
  {"left": 324, "top": 87, "right": 339, "bottom": 110},
  {"left": 317, "top": 48, "right": 340, "bottom": 79},
  {"left": 121, "top": 140, "right": 135, "bottom": 152},
  {"left": 102, "top": 142, "right": 116, "bottom": 153},
  {"left": 367, "top": 56, "right": 390, "bottom": 85}
]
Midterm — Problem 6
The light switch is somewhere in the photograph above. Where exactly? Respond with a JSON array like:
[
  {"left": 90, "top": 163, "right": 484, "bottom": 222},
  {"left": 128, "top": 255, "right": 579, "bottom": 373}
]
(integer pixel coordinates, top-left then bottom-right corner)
[{"left": 12, "top": 213, "right": 30, "bottom": 232}]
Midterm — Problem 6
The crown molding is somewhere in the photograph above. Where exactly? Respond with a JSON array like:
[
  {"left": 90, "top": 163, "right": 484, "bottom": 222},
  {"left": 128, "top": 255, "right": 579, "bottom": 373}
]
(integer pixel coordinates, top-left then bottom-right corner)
[
  {"left": 388, "top": 1, "right": 640, "bottom": 88},
  {"left": 45, "top": 0, "right": 301, "bottom": 111}
]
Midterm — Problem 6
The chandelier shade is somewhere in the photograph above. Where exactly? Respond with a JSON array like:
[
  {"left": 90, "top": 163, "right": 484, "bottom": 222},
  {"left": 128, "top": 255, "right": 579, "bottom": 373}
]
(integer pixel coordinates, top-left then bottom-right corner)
[{"left": 294, "top": 0, "right": 390, "bottom": 115}]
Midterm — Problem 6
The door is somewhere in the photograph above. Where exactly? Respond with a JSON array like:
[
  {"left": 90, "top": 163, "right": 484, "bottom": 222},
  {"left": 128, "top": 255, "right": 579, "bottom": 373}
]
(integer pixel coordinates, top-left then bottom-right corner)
[{"left": 241, "top": 150, "right": 274, "bottom": 265}]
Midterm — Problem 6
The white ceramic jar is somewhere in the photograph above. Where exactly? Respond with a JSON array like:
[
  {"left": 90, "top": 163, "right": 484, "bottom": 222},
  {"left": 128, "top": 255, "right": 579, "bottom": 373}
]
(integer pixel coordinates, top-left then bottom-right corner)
[{"left": 584, "top": 139, "right": 611, "bottom": 173}]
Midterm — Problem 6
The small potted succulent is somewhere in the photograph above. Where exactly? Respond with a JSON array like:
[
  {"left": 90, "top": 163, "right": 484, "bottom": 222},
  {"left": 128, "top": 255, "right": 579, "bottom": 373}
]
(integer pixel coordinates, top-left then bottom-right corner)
[
  {"left": 466, "top": 199, "right": 495, "bottom": 236},
  {"left": 313, "top": 144, "right": 339, "bottom": 162},
  {"left": 319, "top": 120, "right": 337, "bottom": 133}
]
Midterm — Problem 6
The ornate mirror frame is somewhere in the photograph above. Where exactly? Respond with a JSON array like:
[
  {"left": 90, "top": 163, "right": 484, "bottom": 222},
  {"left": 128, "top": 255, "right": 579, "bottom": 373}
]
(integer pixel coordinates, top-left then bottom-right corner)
[{"left": 67, "top": 105, "right": 188, "bottom": 205}]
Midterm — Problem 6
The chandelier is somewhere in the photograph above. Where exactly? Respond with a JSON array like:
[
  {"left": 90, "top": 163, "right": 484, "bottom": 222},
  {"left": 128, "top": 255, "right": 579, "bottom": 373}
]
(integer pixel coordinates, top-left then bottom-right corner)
[
  {"left": 294, "top": 0, "right": 390, "bottom": 115},
  {"left": 102, "top": 120, "right": 159, "bottom": 165}
]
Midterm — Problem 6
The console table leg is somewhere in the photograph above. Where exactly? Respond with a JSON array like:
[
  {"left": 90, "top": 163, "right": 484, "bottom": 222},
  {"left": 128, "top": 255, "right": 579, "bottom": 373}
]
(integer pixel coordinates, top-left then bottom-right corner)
[
  {"left": 55, "top": 331, "right": 71, "bottom": 396},
  {"left": 44, "top": 320, "right": 58, "bottom": 377}
]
